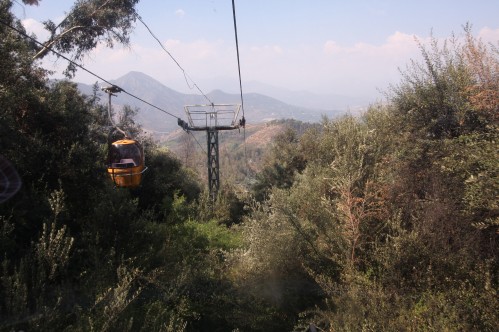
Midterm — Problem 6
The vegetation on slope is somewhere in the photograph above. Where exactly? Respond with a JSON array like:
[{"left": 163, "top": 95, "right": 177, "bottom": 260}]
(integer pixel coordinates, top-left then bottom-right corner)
[{"left": 0, "top": 1, "right": 497, "bottom": 330}]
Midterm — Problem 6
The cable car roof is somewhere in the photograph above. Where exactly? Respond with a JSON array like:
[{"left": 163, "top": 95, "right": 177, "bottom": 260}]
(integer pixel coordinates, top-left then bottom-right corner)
[{"left": 112, "top": 139, "right": 139, "bottom": 145}]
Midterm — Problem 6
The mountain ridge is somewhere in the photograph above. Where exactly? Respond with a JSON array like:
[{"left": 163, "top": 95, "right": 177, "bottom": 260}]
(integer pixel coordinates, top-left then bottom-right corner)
[{"left": 76, "top": 71, "right": 345, "bottom": 134}]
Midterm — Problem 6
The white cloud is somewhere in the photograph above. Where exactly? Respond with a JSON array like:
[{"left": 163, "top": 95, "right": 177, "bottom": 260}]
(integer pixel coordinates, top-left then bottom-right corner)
[
  {"left": 164, "top": 39, "right": 181, "bottom": 48},
  {"left": 387, "top": 31, "right": 414, "bottom": 43},
  {"left": 478, "top": 27, "right": 499, "bottom": 44},
  {"left": 323, "top": 40, "right": 340, "bottom": 55},
  {"left": 68, "top": 38, "right": 238, "bottom": 93},
  {"left": 324, "top": 31, "right": 419, "bottom": 57},
  {"left": 152, "top": 39, "right": 224, "bottom": 61},
  {"left": 306, "top": 32, "right": 428, "bottom": 95},
  {"left": 273, "top": 45, "right": 283, "bottom": 54},
  {"left": 175, "top": 9, "right": 185, "bottom": 18},
  {"left": 21, "top": 18, "right": 49, "bottom": 40},
  {"left": 249, "top": 45, "right": 284, "bottom": 56}
]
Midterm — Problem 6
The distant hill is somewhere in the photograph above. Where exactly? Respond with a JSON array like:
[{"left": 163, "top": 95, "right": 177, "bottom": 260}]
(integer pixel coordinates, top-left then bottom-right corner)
[
  {"left": 77, "top": 71, "right": 344, "bottom": 134},
  {"left": 244, "top": 80, "right": 371, "bottom": 111}
]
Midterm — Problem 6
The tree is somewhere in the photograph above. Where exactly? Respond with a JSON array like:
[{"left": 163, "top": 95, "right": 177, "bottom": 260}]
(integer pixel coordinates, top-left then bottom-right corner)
[
  {"left": 32, "top": 0, "right": 140, "bottom": 76},
  {"left": 252, "top": 127, "right": 307, "bottom": 201},
  {"left": 22, "top": 0, "right": 40, "bottom": 5},
  {"left": 390, "top": 26, "right": 497, "bottom": 140}
]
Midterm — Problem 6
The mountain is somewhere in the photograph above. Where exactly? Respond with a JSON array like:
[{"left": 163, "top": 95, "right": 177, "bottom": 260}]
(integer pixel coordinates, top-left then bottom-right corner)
[
  {"left": 77, "top": 71, "right": 345, "bottom": 134},
  {"left": 244, "top": 81, "right": 371, "bottom": 111}
]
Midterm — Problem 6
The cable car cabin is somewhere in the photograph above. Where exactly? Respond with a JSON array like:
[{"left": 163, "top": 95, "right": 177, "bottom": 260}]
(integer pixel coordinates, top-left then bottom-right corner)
[{"left": 107, "top": 139, "right": 146, "bottom": 188}]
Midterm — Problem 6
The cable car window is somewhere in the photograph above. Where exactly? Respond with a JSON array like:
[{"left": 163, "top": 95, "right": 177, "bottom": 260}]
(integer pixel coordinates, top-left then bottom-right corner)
[{"left": 109, "top": 142, "right": 142, "bottom": 168}]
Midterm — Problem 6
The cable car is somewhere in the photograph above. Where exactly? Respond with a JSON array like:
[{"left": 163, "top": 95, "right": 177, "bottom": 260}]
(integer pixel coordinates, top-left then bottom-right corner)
[{"left": 107, "top": 138, "right": 147, "bottom": 188}]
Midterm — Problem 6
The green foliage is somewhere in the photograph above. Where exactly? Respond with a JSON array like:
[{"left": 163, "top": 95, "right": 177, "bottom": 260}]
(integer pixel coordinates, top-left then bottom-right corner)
[
  {"left": 193, "top": 186, "right": 248, "bottom": 226},
  {"left": 1, "top": 5, "right": 498, "bottom": 330},
  {"left": 0, "top": 4, "right": 217, "bottom": 330},
  {"left": 252, "top": 127, "right": 308, "bottom": 201},
  {"left": 138, "top": 147, "right": 201, "bottom": 213},
  {"left": 438, "top": 132, "right": 499, "bottom": 234},
  {"left": 183, "top": 219, "right": 242, "bottom": 251},
  {"left": 235, "top": 26, "right": 499, "bottom": 331},
  {"left": 390, "top": 26, "right": 497, "bottom": 140},
  {"left": 1, "top": 189, "right": 76, "bottom": 331}
]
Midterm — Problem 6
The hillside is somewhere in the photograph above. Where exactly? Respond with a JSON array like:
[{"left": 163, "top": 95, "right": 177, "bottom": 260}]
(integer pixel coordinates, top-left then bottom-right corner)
[{"left": 162, "top": 119, "right": 318, "bottom": 187}]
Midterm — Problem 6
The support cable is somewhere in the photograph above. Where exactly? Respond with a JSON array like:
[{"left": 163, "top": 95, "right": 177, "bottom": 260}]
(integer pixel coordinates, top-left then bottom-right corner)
[
  {"left": 0, "top": 18, "right": 181, "bottom": 122},
  {"left": 231, "top": 0, "right": 245, "bottom": 121},
  {"left": 231, "top": 0, "right": 248, "bottom": 168},
  {"left": 188, "top": 131, "right": 207, "bottom": 155},
  {"left": 102, "top": 85, "right": 127, "bottom": 137},
  {"left": 137, "top": 16, "right": 214, "bottom": 106}
]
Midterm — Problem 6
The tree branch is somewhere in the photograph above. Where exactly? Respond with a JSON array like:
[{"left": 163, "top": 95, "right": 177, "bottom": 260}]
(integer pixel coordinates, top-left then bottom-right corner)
[{"left": 33, "top": 25, "right": 87, "bottom": 59}]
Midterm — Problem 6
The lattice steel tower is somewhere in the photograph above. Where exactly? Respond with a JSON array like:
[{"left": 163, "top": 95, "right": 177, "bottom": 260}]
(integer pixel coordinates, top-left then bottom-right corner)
[{"left": 178, "top": 104, "right": 244, "bottom": 201}]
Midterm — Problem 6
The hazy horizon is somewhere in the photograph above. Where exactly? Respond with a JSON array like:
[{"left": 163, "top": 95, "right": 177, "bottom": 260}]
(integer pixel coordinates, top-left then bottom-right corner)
[{"left": 16, "top": 1, "right": 499, "bottom": 105}]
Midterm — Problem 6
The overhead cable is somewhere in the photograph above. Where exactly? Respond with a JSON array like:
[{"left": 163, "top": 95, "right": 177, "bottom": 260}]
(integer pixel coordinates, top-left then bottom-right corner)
[
  {"left": 0, "top": 18, "right": 181, "bottom": 121},
  {"left": 137, "top": 16, "right": 214, "bottom": 106},
  {"left": 231, "top": 0, "right": 248, "bottom": 165},
  {"left": 231, "top": 0, "right": 245, "bottom": 120},
  {"left": 187, "top": 131, "right": 207, "bottom": 154}
]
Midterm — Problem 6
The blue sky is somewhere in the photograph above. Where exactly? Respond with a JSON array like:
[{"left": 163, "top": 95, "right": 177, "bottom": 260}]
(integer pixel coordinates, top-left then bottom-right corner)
[{"left": 15, "top": 0, "right": 499, "bottom": 103}]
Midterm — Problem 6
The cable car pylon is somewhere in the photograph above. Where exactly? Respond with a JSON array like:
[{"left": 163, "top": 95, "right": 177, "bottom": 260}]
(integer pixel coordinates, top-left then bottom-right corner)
[{"left": 178, "top": 103, "right": 245, "bottom": 201}]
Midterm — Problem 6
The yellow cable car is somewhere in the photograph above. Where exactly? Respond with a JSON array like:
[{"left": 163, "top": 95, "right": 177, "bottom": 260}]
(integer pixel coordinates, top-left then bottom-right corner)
[{"left": 107, "top": 139, "right": 147, "bottom": 188}]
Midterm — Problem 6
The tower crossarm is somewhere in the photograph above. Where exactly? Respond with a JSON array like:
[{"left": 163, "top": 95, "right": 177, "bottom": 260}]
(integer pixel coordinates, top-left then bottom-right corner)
[{"left": 181, "top": 104, "right": 242, "bottom": 131}]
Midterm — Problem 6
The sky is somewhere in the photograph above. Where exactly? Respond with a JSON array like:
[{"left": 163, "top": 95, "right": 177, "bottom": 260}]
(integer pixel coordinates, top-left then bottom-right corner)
[{"left": 14, "top": 0, "right": 499, "bottom": 104}]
